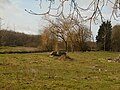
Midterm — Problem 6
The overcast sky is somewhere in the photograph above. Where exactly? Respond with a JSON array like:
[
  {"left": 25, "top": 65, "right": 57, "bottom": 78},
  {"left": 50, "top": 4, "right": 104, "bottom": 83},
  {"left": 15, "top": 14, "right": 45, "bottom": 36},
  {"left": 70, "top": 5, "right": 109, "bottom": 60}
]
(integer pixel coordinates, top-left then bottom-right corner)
[
  {"left": 0, "top": 0, "right": 120, "bottom": 37},
  {"left": 0, "top": 0, "right": 41, "bottom": 34}
]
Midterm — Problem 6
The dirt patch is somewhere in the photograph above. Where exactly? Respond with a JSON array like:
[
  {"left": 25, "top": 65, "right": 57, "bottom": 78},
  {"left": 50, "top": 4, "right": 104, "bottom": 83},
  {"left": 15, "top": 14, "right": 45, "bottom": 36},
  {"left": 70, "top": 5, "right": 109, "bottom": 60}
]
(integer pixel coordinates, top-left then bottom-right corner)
[
  {"left": 58, "top": 55, "right": 74, "bottom": 61},
  {"left": 106, "top": 54, "right": 120, "bottom": 63}
]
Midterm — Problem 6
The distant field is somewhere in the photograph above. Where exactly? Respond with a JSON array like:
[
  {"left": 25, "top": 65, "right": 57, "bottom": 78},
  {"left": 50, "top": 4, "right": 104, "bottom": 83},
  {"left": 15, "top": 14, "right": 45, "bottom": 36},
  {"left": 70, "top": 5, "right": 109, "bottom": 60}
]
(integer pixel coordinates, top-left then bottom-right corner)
[
  {"left": 0, "top": 52, "right": 120, "bottom": 90},
  {"left": 0, "top": 46, "right": 40, "bottom": 53}
]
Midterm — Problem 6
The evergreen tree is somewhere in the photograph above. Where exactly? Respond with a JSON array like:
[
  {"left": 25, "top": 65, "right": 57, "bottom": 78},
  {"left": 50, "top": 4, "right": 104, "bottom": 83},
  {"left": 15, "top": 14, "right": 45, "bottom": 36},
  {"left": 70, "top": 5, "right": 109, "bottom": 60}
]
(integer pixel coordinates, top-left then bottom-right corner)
[{"left": 96, "top": 21, "right": 112, "bottom": 51}]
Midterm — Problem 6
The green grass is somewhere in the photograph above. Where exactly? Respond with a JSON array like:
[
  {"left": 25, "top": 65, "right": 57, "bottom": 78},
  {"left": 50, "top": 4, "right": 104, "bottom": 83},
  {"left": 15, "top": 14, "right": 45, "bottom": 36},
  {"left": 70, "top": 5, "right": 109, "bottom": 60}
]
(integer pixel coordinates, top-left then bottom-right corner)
[{"left": 0, "top": 52, "right": 120, "bottom": 90}]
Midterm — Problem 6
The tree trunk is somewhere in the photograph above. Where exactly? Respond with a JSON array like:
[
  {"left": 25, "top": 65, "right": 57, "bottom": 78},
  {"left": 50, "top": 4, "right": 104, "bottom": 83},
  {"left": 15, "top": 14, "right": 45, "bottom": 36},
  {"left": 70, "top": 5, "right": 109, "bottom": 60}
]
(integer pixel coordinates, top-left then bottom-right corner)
[{"left": 65, "top": 41, "right": 68, "bottom": 52}]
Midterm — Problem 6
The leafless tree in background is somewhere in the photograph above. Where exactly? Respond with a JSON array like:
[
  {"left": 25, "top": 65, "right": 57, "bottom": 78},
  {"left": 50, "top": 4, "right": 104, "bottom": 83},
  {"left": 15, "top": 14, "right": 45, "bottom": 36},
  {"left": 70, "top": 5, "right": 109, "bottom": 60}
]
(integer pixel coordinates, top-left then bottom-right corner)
[{"left": 41, "top": 17, "right": 91, "bottom": 51}]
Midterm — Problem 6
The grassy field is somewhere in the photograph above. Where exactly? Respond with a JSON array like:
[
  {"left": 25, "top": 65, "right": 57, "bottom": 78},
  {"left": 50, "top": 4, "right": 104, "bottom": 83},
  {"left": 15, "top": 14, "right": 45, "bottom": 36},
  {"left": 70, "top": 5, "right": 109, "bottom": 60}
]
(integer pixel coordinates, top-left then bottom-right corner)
[
  {"left": 0, "top": 52, "right": 120, "bottom": 90},
  {"left": 0, "top": 46, "right": 40, "bottom": 54}
]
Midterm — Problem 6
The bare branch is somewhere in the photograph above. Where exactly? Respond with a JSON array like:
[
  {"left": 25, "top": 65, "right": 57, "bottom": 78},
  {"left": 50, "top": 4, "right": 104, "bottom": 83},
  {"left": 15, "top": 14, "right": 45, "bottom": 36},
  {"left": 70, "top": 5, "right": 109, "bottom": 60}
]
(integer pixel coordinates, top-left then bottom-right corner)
[{"left": 25, "top": 0, "right": 120, "bottom": 22}]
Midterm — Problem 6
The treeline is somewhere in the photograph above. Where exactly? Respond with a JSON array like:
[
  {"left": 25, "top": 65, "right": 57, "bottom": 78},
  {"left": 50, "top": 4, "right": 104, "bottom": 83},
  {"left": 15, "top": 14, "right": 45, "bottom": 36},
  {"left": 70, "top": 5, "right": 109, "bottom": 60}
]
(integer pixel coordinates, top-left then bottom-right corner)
[
  {"left": 0, "top": 20, "right": 120, "bottom": 52},
  {"left": 40, "top": 17, "right": 120, "bottom": 52},
  {"left": 0, "top": 30, "right": 40, "bottom": 47}
]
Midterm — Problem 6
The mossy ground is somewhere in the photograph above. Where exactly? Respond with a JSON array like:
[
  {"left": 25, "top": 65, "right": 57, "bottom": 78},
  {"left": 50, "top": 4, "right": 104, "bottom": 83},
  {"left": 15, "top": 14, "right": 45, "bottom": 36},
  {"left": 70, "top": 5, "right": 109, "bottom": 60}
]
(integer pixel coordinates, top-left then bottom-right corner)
[{"left": 0, "top": 52, "right": 120, "bottom": 90}]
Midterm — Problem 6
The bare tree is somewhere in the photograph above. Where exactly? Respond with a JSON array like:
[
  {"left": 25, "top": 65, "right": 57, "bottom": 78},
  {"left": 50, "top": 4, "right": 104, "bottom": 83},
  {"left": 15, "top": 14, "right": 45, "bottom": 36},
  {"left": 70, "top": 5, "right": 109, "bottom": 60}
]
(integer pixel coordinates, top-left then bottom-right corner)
[
  {"left": 41, "top": 26, "right": 57, "bottom": 51},
  {"left": 46, "top": 18, "right": 71, "bottom": 51},
  {"left": 42, "top": 17, "right": 91, "bottom": 51},
  {"left": 67, "top": 19, "right": 92, "bottom": 51}
]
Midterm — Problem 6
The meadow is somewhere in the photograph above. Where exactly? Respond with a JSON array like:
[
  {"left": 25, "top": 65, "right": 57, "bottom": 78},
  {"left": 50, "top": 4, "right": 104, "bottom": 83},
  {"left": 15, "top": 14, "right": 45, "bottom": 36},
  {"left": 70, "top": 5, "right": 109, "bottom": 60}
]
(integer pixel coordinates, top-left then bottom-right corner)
[
  {"left": 0, "top": 46, "right": 40, "bottom": 54},
  {"left": 0, "top": 52, "right": 120, "bottom": 90}
]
